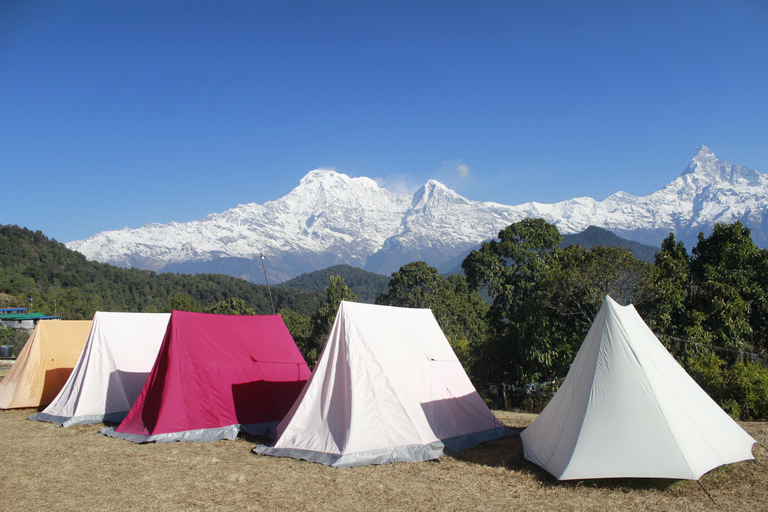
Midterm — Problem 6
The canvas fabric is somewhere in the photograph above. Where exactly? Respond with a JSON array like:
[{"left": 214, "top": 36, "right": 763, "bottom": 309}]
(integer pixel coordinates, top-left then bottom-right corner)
[
  {"left": 102, "top": 310, "right": 310, "bottom": 443},
  {"left": 255, "top": 301, "right": 511, "bottom": 467},
  {"left": 30, "top": 312, "right": 171, "bottom": 426},
  {"left": 520, "top": 296, "right": 756, "bottom": 480},
  {"left": 0, "top": 320, "right": 92, "bottom": 409}
]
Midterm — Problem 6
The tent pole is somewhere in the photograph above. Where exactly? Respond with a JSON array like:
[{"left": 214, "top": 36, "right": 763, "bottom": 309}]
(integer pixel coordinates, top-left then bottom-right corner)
[{"left": 261, "top": 253, "right": 276, "bottom": 315}]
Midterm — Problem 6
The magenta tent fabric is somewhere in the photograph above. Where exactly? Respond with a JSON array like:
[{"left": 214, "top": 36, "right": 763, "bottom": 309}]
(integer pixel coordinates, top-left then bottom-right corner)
[{"left": 102, "top": 310, "right": 310, "bottom": 443}]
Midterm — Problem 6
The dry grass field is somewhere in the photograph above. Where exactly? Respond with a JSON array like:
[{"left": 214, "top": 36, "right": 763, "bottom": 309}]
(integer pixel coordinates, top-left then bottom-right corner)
[{"left": 0, "top": 403, "right": 766, "bottom": 512}]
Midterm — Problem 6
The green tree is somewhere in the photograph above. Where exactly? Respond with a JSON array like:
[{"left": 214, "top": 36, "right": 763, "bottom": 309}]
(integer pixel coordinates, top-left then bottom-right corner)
[
  {"left": 550, "top": 245, "right": 656, "bottom": 329},
  {"left": 375, "top": 261, "right": 445, "bottom": 309},
  {"left": 689, "top": 222, "right": 767, "bottom": 350},
  {"left": 306, "top": 276, "right": 357, "bottom": 365},
  {"left": 462, "top": 219, "right": 569, "bottom": 385},
  {"left": 647, "top": 233, "right": 693, "bottom": 336},
  {"left": 166, "top": 293, "right": 202, "bottom": 313},
  {"left": 279, "top": 307, "right": 312, "bottom": 362},
  {"left": 207, "top": 297, "right": 255, "bottom": 315}
]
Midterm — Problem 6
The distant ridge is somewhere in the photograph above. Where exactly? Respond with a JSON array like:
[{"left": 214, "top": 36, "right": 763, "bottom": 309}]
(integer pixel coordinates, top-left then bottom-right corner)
[
  {"left": 438, "top": 225, "right": 660, "bottom": 276},
  {"left": 561, "top": 226, "right": 658, "bottom": 262},
  {"left": 276, "top": 264, "right": 390, "bottom": 304}
]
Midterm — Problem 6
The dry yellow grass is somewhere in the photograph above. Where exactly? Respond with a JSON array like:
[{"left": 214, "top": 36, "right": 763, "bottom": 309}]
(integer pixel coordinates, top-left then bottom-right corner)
[{"left": 1, "top": 407, "right": 766, "bottom": 511}]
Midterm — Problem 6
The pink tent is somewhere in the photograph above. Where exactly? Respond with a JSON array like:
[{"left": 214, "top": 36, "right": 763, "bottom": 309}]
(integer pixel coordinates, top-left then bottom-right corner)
[{"left": 102, "top": 310, "right": 310, "bottom": 443}]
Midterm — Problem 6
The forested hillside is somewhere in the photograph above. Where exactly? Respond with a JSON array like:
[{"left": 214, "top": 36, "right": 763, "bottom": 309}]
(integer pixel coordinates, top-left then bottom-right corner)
[
  {"left": 0, "top": 225, "right": 323, "bottom": 318},
  {"left": 276, "top": 264, "right": 390, "bottom": 303}
]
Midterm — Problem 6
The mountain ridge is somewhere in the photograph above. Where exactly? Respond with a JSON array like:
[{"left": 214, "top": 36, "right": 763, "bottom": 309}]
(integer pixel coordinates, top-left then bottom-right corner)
[{"left": 67, "top": 147, "right": 768, "bottom": 283}]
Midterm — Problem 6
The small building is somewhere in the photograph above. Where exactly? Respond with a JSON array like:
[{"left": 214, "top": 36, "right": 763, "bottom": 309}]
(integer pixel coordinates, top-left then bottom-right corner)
[
  {"left": 0, "top": 311, "right": 61, "bottom": 330},
  {"left": 0, "top": 308, "right": 29, "bottom": 315}
]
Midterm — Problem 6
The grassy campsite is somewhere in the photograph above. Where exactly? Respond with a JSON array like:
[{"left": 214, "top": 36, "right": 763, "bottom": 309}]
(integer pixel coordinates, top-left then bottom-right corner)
[
  {"left": 0, "top": 407, "right": 766, "bottom": 511},
  {"left": 2, "top": 221, "right": 768, "bottom": 510}
]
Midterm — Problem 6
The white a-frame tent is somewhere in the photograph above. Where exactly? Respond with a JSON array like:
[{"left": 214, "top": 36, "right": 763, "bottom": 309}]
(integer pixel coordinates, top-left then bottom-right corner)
[
  {"left": 521, "top": 296, "right": 756, "bottom": 480},
  {"left": 30, "top": 312, "right": 170, "bottom": 427},
  {"left": 255, "top": 301, "right": 510, "bottom": 467}
]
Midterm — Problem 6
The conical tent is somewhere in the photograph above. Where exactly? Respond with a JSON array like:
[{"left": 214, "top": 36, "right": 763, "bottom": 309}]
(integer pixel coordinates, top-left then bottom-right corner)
[
  {"left": 102, "top": 310, "right": 311, "bottom": 443},
  {"left": 30, "top": 312, "right": 171, "bottom": 426},
  {"left": 255, "top": 301, "right": 510, "bottom": 468},
  {"left": 0, "top": 320, "right": 92, "bottom": 409},
  {"left": 521, "top": 296, "right": 756, "bottom": 480}
]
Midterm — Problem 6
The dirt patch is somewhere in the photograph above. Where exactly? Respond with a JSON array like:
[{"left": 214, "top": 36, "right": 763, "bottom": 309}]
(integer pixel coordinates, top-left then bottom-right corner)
[{"left": 1, "top": 408, "right": 766, "bottom": 511}]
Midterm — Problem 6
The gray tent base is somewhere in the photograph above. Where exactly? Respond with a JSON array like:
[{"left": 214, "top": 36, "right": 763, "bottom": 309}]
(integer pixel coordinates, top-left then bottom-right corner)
[
  {"left": 99, "top": 421, "right": 279, "bottom": 444},
  {"left": 29, "top": 411, "right": 131, "bottom": 427},
  {"left": 254, "top": 426, "right": 517, "bottom": 468}
]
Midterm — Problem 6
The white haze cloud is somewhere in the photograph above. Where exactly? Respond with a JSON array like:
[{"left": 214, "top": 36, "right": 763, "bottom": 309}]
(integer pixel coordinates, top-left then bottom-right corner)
[
  {"left": 373, "top": 174, "right": 421, "bottom": 194},
  {"left": 371, "top": 162, "right": 471, "bottom": 196}
]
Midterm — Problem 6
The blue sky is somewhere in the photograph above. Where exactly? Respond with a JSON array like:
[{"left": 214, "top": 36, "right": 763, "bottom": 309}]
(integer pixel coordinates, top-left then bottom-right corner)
[{"left": 2, "top": 0, "right": 767, "bottom": 243}]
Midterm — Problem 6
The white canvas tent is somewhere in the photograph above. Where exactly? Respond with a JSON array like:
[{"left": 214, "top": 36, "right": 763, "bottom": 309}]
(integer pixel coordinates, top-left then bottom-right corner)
[
  {"left": 30, "top": 312, "right": 170, "bottom": 426},
  {"left": 255, "top": 301, "right": 510, "bottom": 468},
  {"left": 521, "top": 296, "right": 756, "bottom": 480}
]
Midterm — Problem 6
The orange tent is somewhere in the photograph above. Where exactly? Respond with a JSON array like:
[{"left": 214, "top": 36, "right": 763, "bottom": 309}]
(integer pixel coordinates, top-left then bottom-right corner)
[{"left": 0, "top": 320, "right": 92, "bottom": 409}]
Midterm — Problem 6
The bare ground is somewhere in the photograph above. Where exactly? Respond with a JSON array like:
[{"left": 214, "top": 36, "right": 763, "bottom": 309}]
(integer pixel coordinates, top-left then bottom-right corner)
[{"left": 1, "top": 407, "right": 767, "bottom": 512}]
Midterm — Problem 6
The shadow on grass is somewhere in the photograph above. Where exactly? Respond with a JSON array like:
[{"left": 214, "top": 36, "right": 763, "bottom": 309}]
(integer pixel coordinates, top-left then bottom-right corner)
[
  {"left": 450, "top": 424, "right": 680, "bottom": 492},
  {"left": 239, "top": 431, "right": 271, "bottom": 446}
]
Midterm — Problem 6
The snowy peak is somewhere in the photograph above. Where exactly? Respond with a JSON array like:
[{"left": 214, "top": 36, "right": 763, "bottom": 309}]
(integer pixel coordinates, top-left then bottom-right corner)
[
  {"left": 299, "top": 169, "right": 379, "bottom": 191},
  {"left": 411, "top": 179, "right": 467, "bottom": 209},
  {"left": 288, "top": 169, "right": 404, "bottom": 213},
  {"left": 681, "top": 146, "right": 762, "bottom": 186},
  {"left": 684, "top": 145, "right": 718, "bottom": 173},
  {"left": 66, "top": 146, "right": 768, "bottom": 283}
]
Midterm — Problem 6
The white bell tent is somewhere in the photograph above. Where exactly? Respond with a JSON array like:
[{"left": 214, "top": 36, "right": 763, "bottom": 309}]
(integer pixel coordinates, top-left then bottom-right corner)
[
  {"left": 521, "top": 296, "right": 756, "bottom": 480},
  {"left": 255, "top": 301, "right": 510, "bottom": 468},
  {"left": 30, "top": 312, "right": 170, "bottom": 427}
]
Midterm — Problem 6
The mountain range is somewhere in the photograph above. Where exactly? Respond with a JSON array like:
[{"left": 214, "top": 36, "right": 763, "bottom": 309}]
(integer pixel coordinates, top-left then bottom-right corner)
[{"left": 67, "top": 146, "right": 768, "bottom": 284}]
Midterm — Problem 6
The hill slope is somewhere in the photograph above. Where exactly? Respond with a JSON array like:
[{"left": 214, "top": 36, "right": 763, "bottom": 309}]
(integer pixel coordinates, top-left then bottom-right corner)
[{"left": 0, "top": 224, "right": 322, "bottom": 318}]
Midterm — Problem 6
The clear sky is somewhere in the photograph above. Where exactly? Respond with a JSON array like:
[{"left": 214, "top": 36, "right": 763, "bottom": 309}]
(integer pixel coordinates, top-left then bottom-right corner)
[{"left": 2, "top": 0, "right": 767, "bottom": 243}]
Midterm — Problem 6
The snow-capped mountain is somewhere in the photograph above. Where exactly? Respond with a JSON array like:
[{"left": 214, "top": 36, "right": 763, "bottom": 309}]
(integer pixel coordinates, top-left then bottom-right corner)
[{"left": 67, "top": 146, "right": 768, "bottom": 283}]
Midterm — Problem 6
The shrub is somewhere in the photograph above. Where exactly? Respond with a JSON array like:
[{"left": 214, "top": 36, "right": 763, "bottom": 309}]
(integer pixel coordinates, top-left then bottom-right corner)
[
  {"left": 685, "top": 351, "right": 727, "bottom": 403},
  {"left": 0, "top": 326, "right": 30, "bottom": 357},
  {"left": 725, "top": 360, "right": 768, "bottom": 420},
  {"left": 685, "top": 351, "right": 768, "bottom": 420}
]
